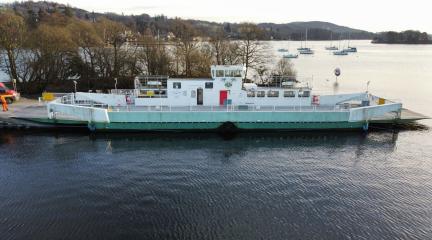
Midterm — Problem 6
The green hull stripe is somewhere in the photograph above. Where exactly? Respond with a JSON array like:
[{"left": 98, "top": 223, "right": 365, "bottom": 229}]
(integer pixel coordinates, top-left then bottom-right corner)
[{"left": 108, "top": 111, "right": 351, "bottom": 123}]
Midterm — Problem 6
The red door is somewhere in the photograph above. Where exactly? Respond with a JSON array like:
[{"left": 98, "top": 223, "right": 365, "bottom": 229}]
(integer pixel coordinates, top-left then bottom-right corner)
[{"left": 219, "top": 90, "right": 228, "bottom": 105}]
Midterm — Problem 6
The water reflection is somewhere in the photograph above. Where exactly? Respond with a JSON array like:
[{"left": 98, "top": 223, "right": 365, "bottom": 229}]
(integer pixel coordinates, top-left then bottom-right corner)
[
  {"left": 1, "top": 130, "right": 432, "bottom": 240},
  {"left": 0, "top": 130, "right": 401, "bottom": 154}
]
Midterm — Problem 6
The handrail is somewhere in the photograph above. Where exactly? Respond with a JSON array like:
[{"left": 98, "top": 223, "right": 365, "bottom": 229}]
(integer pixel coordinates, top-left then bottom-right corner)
[{"left": 99, "top": 105, "right": 351, "bottom": 113}]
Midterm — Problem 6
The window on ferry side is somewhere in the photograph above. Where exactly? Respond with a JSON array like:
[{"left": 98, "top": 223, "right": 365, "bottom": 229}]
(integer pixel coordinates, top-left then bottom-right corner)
[
  {"left": 299, "top": 91, "right": 310, "bottom": 97},
  {"left": 284, "top": 91, "right": 296, "bottom": 97},
  {"left": 173, "top": 82, "right": 181, "bottom": 89},
  {"left": 205, "top": 82, "right": 213, "bottom": 89},
  {"left": 247, "top": 91, "right": 256, "bottom": 97},
  {"left": 216, "top": 70, "right": 224, "bottom": 77},
  {"left": 257, "top": 91, "right": 265, "bottom": 97},
  {"left": 267, "top": 90, "right": 279, "bottom": 97}
]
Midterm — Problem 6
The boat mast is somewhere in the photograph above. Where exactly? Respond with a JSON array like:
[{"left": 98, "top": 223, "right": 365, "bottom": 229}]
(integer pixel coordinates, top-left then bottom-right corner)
[
  {"left": 330, "top": 32, "right": 333, "bottom": 47},
  {"left": 305, "top": 28, "right": 308, "bottom": 48},
  {"left": 348, "top": 32, "right": 351, "bottom": 48}
]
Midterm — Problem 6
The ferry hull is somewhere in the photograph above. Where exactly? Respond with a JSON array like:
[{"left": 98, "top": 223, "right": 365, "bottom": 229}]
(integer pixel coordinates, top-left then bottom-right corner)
[
  {"left": 89, "top": 111, "right": 367, "bottom": 132},
  {"left": 92, "top": 121, "right": 366, "bottom": 132}
]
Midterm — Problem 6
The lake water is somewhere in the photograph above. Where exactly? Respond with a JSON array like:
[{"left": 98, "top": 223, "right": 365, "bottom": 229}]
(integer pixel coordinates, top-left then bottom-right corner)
[{"left": 1, "top": 41, "right": 432, "bottom": 239}]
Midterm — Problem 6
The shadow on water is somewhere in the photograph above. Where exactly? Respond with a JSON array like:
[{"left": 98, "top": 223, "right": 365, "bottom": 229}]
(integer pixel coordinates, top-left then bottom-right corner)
[{"left": 0, "top": 128, "right": 405, "bottom": 157}]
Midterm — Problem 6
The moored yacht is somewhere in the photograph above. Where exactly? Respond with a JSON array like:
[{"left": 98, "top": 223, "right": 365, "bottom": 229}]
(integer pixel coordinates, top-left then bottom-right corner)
[
  {"left": 325, "top": 32, "right": 339, "bottom": 50},
  {"left": 283, "top": 53, "right": 299, "bottom": 58},
  {"left": 344, "top": 46, "right": 357, "bottom": 52},
  {"left": 299, "top": 48, "right": 314, "bottom": 54},
  {"left": 333, "top": 50, "right": 348, "bottom": 55},
  {"left": 325, "top": 46, "right": 339, "bottom": 51},
  {"left": 297, "top": 29, "right": 314, "bottom": 54}
]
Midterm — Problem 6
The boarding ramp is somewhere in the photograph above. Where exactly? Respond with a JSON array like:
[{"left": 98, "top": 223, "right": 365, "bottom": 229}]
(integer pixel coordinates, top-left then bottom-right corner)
[
  {"left": 349, "top": 103, "right": 402, "bottom": 122},
  {"left": 47, "top": 97, "right": 110, "bottom": 123}
]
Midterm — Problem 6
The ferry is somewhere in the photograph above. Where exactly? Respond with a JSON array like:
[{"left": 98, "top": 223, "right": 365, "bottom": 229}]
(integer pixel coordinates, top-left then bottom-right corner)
[{"left": 41, "top": 65, "right": 425, "bottom": 132}]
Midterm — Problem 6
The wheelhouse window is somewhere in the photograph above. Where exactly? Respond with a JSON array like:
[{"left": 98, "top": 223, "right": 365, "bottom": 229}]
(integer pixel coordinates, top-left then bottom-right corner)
[
  {"left": 205, "top": 82, "right": 213, "bottom": 89},
  {"left": 216, "top": 70, "right": 224, "bottom": 77},
  {"left": 267, "top": 90, "right": 279, "bottom": 97},
  {"left": 284, "top": 91, "right": 296, "bottom": 97},
  {"left": 257, "top": 91, "right": 265, "bottom": 97},
  {"left": 299, "top": 91, "right": 310, "bottom": 97},
  {"left": 173, "top": 82, "right": 181, "bottom": 89},
  {"left": 247, "top": 91, "right": 256, "bottom": 97},
  {"left": 226, "top": 70, "right": 242, "bottom": 77}
]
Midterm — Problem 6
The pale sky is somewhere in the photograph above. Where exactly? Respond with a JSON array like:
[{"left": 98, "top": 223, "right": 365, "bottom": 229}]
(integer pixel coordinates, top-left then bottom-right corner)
[{"left": 3, "top": 0, "right": 432, "bottom": 32}]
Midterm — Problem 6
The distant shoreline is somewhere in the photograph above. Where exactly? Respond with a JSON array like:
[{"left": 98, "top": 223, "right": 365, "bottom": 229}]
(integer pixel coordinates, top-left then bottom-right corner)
[
  {"left": 371, "top": 41, "right": 432, "bottom": 45},
  {"left": 372, "top": 30, "right": 432, "bottom": 45}
]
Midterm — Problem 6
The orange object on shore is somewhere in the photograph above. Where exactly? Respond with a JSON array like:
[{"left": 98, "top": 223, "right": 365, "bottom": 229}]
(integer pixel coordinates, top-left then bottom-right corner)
[{"left": 1, "top": 96, "right": 8, "bottom": 112}]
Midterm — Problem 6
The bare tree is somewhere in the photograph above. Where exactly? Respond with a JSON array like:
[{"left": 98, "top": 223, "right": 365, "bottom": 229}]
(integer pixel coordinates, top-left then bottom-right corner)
[
  {"left": 137, "top": 33, "right": 172, "bottom": 76},
  {"left": 95, "top": 17, "right": 128, "bottom": 77},
  {"left": 16, "top": 23, "right": 78, "bottom": 93},
  {"left": 67, "top": 19, "right": 103, "bottom": 88},
  {"left": 209, "top": 28, "right": 229, "bottom": 65},
  {"left": 171, "top": 19, "right": 198, "bottom": 77},
  {"left": 0, "top": 11, "right": 26, "bottom": 82},
  {"left": 273, "top": 58, "right": 297, "bottom": 77},
  {"left": 237, "top": 23, "right": 269, "bottom": 79}
]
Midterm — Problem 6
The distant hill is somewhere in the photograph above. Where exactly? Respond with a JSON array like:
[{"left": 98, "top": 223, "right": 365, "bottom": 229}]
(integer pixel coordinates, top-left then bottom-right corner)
[
  {"left": 258, "top": 21, "right": 374, "bottom": 40},
  {"left": 4, "top": 1, "right": 374, "bottom": 40}
]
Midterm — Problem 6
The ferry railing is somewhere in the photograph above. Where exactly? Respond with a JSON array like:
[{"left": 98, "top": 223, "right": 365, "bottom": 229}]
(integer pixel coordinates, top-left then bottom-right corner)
[
  {"left": 111, "top": 105, "right": 351, "bottom": 113},
  {"left": 110, "top": 89, "right": 137, "bottom": 96},
  {"left": 59, "top": 94, "right": 109, "bottom": 109}
]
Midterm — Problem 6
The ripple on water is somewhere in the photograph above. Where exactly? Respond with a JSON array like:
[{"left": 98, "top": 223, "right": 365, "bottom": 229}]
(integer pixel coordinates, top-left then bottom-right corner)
[{"left": 0, "top": 131, "right": 432, "bottom": 239}]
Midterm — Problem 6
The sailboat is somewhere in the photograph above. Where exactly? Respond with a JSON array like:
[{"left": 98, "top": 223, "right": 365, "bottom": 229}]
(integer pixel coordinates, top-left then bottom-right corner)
[
  {"left": 297, "top": 34, "right": 308, "bottom": 51},
  {"left": 325, "top": 32, "right": 338, "bottom": 50},
  {"left": 283, "top": 39, "right": 299, "bottom": 58},
  {"left": 333, "top": 36, "right": 348, "bottom": 55},
  {"left": 283, "top": 53, "right": 299, "bottom": 58},
  {"left": 333, "top": 50, "right": 348, "bottom": 55},
  {"left": 298, "top": 29, "right": 314, "bottom": 54},
  {"left": 343, "top": 33, "right": 357, "bottom": 52}
]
